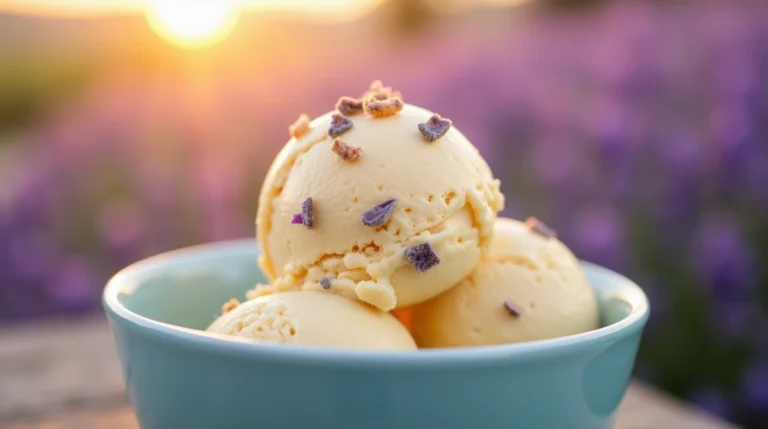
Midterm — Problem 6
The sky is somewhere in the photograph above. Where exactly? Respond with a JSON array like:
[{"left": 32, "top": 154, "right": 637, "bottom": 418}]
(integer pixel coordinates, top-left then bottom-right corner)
[
  {"left": 0, "top": 0, "right": 378, "bottom": 17},
  {"left": 0, "top": 0, "right": 520, "bottom": 49}
]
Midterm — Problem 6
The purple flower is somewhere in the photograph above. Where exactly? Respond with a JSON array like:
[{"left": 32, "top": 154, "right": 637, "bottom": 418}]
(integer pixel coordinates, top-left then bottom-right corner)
[
  {"left": 659, "top": 128, "right": 701, "bottom": 181},
  {"left": 688, "top": 387, "right": 731, "bottom": 420},
  {"left": 529, "top": 133, "right": 581, "bottom": 194},
  {"left": 713, "top": 55, "right": 759, "bottom": 102},
  {"left": 709, "top": 102, "right": 755, "bottom": 175},
  {"left": 49, "top": 258, "right": 97, "bottom": 312},
  {"left": 584, "top": 102, "right": 639, "bottom": 202},
  {"left": 7, "top": 231, "right": 58, "bottom": 282},
  {"left": 741, "top": 360, "right": 768, "bottom": 413},
  {"left": 203, "top": 212, "right": 251, "bottom": 242},
  {"left": 691, "top": 216, "right": 755, "bottom": 300},
  {"left": 569, "top": 203, "right": 626, "bottom": 270},
  {"left": 745, "top": 152, "right": 768, "bottom": 207},
  {"left": 708, "top": 300, "right": 755, "bottom": 340},
  {"left": 98, "top": 199, "right": 147, "bottom": 249}
]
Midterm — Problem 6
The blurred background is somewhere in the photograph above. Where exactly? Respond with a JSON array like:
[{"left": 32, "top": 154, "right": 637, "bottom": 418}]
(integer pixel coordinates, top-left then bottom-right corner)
[{"left": 0, "top": 0, "right": 767, "bottom": 427}]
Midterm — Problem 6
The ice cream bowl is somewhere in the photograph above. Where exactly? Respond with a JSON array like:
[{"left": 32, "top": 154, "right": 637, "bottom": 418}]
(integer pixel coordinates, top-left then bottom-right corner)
[{"left": 103, "top": 239, "right": 649, "bottom": 429}]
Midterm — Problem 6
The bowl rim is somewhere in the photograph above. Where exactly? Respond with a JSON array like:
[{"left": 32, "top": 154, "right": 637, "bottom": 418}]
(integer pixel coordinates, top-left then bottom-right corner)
[{"left": 103, "top": 239, "right": 649, "bottom": 368}]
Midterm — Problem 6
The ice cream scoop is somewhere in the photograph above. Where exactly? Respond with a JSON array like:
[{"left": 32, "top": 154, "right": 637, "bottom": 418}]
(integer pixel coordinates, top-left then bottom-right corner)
[
  {"left": 207, "top": 291, "right": 416, "bottom": 350},
  {"left": 410, "top": 217, "right": 599, "bottom": 348},
  {"left": 253, "top": 82, "right": 504, "bottom": 311}
]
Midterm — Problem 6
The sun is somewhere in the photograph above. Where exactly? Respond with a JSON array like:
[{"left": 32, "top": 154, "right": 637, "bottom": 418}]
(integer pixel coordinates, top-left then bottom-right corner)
[{"left": 146, "top": 0, "right": 239, "bottom": 49}]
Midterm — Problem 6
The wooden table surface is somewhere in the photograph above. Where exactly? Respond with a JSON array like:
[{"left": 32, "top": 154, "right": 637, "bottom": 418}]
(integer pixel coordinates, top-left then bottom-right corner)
[{"left": 0, "top": 316, "right": 741, "bottom": 429}]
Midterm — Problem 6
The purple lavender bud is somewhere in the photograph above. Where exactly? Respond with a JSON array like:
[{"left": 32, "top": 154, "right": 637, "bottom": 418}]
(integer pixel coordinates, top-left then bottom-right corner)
[
  {"left": 688, "top": 387, "right": 731, "bottom": 420},
  {"left": 328, "top": 114, "right": 353, "bottom": 138},
  {"left": 301, "top": 197, "right": 314, "bottom": 229},
  {"left": 361, "top": 199, "right": 397, "bottom": 227},
  {"left": 50, "top": 258, "right": 96, "bottom": 311},
  {"left": 571, "top": 204, "right": 626, "bottom": 270},
  {"left": 503, "top": 300, "right": 523, "bottom": 318},
  {"left": 711, "top": 301, "right": 754, "bottom": 340},
  {"left": 691, "top": 217, "right": 754, "bottom": 300},
  {"left": 405, "top": 242, "right": 440, "bottom": 273},
  {"left": 742, "top": 361, "right": 768, "bottom": 411},
  {"left": 418, "top": 114, "right": 452, "bottom": 142},
  {"left": 320, "top": 277, "right": 331, "bottom": 290},
  {"left": 290, "top": 213, "right": 304, "bottom": 225}
]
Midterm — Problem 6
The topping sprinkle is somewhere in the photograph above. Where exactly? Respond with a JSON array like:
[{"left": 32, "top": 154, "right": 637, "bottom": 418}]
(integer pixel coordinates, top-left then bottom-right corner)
[
  {"left": 503, "top": 300, "right": 522, "bottom": 318},
  {"left": 301, "top": 198, "right": 315, "bottom": 229},
  {"left": 418, "top": 114, "right": 452, "bottom": 142},
  {"left": 288, "top": 114, "right": 311, "bottom": 138},
  {"left": 405, "top": 242, "right": 440, "bottom": 273},
  {"left": 320, "top": 277, "right": 332, "bottom": 290},
  {"left": 365, "top": 97, "right": 404, "bottom": 118},
  {"left": 331, "top": 138, "right": 363, "bottom": 161},
  {"left": 362, "top": 199, "right": 397, "bottom": 227},
  {"left": 336, "top": 97, "right": 364, "bottom": 116},
  {"left": 328, "top": 114, "right": 353, "bottom": 138},
  {"left": 364, "top": 80, "right": 400, "bottom": 99},
  {"left": 525, "top": 217, "right": 556, "bottom": 238},
  {"left": 291, "top": 198, "right": 315, "bottom": 229},
  {"left": 222, "top": 299, "right": 239, "bottom": 314}
]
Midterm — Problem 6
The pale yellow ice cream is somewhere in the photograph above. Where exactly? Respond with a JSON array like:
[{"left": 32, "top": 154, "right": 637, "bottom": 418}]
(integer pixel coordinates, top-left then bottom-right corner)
[
  {"left": 252, "top": 85, "right": 504, "bottom": 311},
  {"left": 410, "top": 217, "right": 599, "bottom": 348},
  {"left": 207, "top": 291, "right": 416, "bottom": 350}
]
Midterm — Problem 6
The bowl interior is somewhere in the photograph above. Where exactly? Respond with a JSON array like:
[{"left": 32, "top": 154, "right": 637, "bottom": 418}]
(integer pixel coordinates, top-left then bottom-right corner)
[
  {"left": 108, "top": 239, "right": 643, "bottom": 333},
  {"left": 113, "top": 241, "right": 267, "bottom": 330}
]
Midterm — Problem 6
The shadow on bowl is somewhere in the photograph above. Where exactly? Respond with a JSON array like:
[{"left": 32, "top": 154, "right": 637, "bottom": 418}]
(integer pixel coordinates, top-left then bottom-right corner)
[{"left": 104, "top": 239, "right": 648, "bottom": 429}]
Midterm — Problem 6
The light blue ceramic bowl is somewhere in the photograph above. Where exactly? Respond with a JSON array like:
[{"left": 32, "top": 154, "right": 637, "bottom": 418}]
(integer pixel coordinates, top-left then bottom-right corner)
[{"left": 103, "top": 239, "right": 649, "bottom": 429}]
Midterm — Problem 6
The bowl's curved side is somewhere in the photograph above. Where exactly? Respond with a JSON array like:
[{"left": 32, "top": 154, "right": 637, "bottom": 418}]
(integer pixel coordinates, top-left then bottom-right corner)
[
  {"left": 103, "top": 240, "right": 649, "bottom": 429},
  {"left": 107, "top": 308, "right": 644, "bottom": 429}
]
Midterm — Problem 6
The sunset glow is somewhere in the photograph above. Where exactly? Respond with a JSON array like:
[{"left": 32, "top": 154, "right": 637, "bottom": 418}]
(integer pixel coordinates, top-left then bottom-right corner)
[{"left": 146, "top": 0, "right": 239, "bottom": 49}]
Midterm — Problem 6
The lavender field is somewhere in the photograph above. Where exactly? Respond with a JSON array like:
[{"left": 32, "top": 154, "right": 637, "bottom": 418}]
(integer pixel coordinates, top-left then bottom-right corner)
[{"left": 1, "top": 1, "right": 768, "bottom": 427}]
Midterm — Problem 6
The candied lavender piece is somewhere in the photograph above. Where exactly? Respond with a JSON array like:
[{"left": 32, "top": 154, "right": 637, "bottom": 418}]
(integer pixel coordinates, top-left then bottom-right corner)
[
  {"left": 331, "top": 138, "right": 363, "bottom": 161},
  {"left": 320, "top": 277, "right": 331, "bottom": 290},
  {"left": 328, "top": 114, "right": 353, "bottom": 138},
  {"left": 289, "top": 114, "right": 310, "bottom": 138},
  {"left": 291, "top": 198, "right": 314, "bottom": 229},
  {"left": 418, "top": 114, "right": 452, "bottom": 142},
  {"left": 503, "top": 300, "right": 522, "bottom": 318},
  {"left": 301, "top": 197, "right": 315, "bottom": 229},
  {"left": 525, "top": 217, "right": 556, "bottom": 238},
  {"left": 336, "top": 97, "right": 364, "bottom": 116},
  {"left": 360, "top": 80, "right": 403, "bottom": 118},
  {"left": 365, "top": 97, "right": 404, "bottom": 118},
  {"left": 405, "top": 242, "right": 440, "bottom": 273},
  {"left": 362, "top": 199, "right": 396, "bottom": 227}
]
